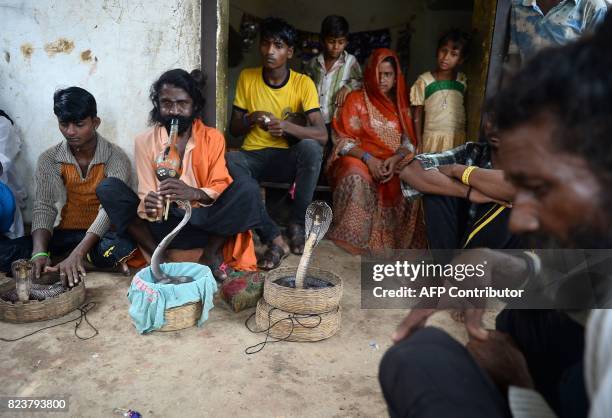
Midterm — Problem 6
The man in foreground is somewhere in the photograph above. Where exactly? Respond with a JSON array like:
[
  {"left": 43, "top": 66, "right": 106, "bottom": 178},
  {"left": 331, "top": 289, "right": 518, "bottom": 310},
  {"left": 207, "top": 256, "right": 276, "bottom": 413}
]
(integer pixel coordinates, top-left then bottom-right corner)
[{"left": 379, "top": 15, "right": 612, "bottom": 418}]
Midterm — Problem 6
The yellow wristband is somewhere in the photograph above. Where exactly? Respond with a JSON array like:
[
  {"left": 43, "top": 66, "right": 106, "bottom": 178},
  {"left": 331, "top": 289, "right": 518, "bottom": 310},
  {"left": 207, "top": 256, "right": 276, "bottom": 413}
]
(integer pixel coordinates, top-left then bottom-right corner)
[{"left": 461, "top": 166, "right": 477, "bottom": 186}]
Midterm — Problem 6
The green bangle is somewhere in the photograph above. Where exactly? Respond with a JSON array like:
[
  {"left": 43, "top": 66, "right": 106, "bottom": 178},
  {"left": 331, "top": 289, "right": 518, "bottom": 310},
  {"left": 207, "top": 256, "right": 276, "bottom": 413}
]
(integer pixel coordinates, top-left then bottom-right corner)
[{"left": 31, "top": 252, "right": 50, "bottom": 261}]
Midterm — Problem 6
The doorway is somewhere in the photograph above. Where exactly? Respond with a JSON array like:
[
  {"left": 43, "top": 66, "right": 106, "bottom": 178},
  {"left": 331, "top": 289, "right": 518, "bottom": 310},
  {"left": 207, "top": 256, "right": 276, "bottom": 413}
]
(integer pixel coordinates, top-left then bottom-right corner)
[{"left": 201, "top": 0, "right": 505, "bottom": 141}]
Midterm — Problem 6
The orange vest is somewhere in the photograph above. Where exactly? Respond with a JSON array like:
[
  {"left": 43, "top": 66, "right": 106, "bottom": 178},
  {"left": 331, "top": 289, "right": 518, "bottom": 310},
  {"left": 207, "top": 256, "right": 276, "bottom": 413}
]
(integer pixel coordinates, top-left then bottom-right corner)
[{"left": 58, "top": 164, "right": 104, "bottom": 230}]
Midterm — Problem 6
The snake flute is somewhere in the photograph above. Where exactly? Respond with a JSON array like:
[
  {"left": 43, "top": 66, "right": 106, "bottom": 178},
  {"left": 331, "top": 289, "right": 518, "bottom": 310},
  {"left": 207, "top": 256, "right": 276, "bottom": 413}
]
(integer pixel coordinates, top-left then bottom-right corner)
[{"left": 150, "top": 200, "right": 194, "bottom": 285}]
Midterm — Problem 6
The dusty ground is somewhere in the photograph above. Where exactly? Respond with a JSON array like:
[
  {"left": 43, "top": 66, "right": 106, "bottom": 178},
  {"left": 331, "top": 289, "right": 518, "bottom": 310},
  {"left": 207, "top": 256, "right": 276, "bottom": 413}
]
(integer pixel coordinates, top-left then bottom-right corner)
[{"left": 0, "top": 241, "right": 496, "bottom": 418}]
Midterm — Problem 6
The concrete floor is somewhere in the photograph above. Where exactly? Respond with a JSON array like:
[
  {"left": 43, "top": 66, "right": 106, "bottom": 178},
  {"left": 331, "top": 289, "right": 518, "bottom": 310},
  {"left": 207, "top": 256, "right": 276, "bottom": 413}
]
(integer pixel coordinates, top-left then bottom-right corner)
[{"left": 0, "top": 240, "right": 496, "bottom": 418}]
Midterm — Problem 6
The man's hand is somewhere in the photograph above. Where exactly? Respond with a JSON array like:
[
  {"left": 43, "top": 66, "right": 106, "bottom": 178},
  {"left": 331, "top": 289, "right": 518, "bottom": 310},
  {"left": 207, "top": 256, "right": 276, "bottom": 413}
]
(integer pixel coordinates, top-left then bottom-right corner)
[
  {"left": 467, "top": 330, "right": 534, "bottom": 392},
  {"left": 266, "top": 116, "right": 286, "bottom": 137},
  {"left": 248, "top": 111, "right": 275, "bottom": 129},
  {"left": 158, "top": 178, "right": 202, "bottom": 202},
  {"left": 392, "top": 307, "right": 488, "bottom": 344},
  {"left": 366, "top": 157, "right": 386, "bottom": 182},
  {"left": 335, "top": 86, "right": 351, "bottom": 107},
  {"left": 443, "top": 249, "right": 492, "bottom": 340},
  {"left": 392, "top": 308, "right": 436, "bottom": 343},
  {"left": 45, "top": 250, "right": 86, "bottom": 288},
  {"left": 32, "top": 255, "right": 51, "bottom": 279},
  {"left": 144, "top": 191, "right": 164, "bottom": 219}
]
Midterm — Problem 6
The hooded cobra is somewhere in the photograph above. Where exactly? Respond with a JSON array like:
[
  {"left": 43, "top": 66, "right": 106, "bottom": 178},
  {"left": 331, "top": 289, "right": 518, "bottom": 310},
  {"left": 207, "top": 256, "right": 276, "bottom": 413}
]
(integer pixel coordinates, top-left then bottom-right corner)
[
  {"left": 150, "top": 200, "right": 194, "bottom": 285},
  {"left": 2, "top": 259, "right": 65, "bottom": 302}
]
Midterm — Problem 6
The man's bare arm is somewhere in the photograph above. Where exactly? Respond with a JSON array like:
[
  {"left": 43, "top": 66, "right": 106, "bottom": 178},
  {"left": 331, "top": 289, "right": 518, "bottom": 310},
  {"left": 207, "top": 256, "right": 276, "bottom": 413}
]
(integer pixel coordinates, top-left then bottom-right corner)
[
  {"left": 399, "top": 160, "right": 469, "bottom": 197},
  {"left": 268, "top": 110, "right": 328, "bottom": 145},
  {"left": 229, "top": 108, "right": 251, "bottom": 137},
  {"left": 445, "top": 164, "right": 515, "bottom": 202}
]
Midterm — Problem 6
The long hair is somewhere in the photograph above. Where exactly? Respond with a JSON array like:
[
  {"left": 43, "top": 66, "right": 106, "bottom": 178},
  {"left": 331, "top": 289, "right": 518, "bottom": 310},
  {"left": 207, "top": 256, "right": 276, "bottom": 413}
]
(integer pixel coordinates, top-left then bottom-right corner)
[{"left": 149, "top": 69, "right": 206, "bottom": 124}]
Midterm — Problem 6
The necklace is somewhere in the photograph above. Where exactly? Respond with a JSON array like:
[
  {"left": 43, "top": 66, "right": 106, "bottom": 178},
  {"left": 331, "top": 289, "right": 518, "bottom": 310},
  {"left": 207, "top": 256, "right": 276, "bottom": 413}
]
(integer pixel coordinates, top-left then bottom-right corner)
[
  {"left": 440, "top": 91, "right": 450, "bottom": 110},
  {"left": 433, "top": 71, "right": 451, "bottom": 110}
]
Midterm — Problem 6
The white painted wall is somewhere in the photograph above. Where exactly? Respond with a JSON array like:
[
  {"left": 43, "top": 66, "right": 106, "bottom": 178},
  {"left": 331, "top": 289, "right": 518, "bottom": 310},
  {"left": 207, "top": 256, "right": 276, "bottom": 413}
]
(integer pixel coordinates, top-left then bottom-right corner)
[{"left": 0, "top": 0, "right": 201, "bottom": 221}]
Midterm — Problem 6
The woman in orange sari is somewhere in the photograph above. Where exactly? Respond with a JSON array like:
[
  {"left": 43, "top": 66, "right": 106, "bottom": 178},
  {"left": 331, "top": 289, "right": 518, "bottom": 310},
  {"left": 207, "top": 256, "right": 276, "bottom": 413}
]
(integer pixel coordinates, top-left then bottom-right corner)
[{"left": 326, "top": 48, "right": 427, "bottom": 254}]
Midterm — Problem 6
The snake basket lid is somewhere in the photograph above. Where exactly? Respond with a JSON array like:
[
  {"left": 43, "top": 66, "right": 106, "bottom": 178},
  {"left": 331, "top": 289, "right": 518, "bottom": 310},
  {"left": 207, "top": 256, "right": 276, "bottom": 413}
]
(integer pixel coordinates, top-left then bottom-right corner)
[
  {"left": 255, "top": 298, "right": 341, "bottom": 342},
  {"left": 0, "top": 276, "right": 85, "bottom": 324},
  {"left": 263, "top": 266, "right": 342, "bottom": 315}
]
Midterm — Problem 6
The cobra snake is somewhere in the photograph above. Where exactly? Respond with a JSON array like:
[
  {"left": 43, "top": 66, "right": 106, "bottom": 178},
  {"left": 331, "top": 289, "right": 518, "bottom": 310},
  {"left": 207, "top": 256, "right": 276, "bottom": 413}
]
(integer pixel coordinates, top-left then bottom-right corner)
[
  {"left": 2, "top": 259, "right": 65, "bottom": 302},
  {"left": 150, "top": 200, "right": 194, "bottom": 285}
]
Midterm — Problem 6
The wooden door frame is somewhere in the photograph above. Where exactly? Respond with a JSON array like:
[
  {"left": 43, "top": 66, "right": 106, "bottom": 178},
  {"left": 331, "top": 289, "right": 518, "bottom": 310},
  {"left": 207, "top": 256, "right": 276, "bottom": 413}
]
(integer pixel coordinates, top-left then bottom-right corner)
[
  {"left": 467, "top": 0, "right": 511, "bottom": 139},
  {"left": 202, "top": 0, "right": 229, "bottom": 129}
]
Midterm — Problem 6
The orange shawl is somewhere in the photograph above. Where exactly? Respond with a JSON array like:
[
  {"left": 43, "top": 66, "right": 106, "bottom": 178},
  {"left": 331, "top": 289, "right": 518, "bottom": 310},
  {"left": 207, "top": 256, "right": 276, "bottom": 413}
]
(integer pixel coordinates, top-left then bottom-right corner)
[
  {"left": 133, "top": 119, "right": 257, "bottom": 271},
  {"left": 190, "top": 120, "right": 257, "bottom": 271}
]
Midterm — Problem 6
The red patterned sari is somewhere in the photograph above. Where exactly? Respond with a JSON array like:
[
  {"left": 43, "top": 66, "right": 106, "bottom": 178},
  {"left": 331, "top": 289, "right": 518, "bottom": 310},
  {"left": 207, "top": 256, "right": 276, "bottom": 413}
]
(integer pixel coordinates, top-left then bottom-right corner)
[{"left": 326, "top": 49, "right": 427, "bottom": 254}]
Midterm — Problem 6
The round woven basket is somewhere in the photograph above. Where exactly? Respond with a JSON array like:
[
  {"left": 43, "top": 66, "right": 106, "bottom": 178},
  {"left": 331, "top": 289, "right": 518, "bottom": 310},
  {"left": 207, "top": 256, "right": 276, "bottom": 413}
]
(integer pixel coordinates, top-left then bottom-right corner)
[
  {"left": 263, "top": 267, "right": 342, "bottom": 314},
  {"left": 255, "top": 298, "right": 340, "bottom": 342},
  {"left": 157, "top": 301, "right": 203, "bottom": 332},
  {"left": 0, "top": 277, "right": 86, "bottom": 324}
]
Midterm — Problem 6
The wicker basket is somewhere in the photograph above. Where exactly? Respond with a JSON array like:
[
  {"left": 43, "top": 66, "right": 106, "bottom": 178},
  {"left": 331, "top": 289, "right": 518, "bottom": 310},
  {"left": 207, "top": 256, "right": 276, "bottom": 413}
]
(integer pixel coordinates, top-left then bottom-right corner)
[
  {"left": 0, "top": 277, "right": 86, "bottom": 324},
  {"left": 255, "top": 298, "right": 340, "bottom": 342},
  {"left": 263, "top": 267, "right": 342, "bottom": 314},
  {"left": 157, "top": 301, "right": 203, "bottom": 332}
]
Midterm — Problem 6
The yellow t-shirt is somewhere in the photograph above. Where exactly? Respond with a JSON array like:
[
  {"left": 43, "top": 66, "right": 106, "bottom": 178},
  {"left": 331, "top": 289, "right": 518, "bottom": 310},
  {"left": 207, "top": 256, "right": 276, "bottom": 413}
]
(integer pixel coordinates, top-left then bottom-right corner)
[{"left": 233, "top": 67, "right": 321, "bottom": 151}]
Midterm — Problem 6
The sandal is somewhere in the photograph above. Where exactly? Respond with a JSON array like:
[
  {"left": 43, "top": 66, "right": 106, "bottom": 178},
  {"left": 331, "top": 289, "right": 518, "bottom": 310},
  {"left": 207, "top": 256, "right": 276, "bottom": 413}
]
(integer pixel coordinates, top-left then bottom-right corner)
[
  {"left": 287, "top": 224, "right": 306, "bottom": 255},
  {"left": 257, "top": 243, "right": 289, "bottom": 271}
]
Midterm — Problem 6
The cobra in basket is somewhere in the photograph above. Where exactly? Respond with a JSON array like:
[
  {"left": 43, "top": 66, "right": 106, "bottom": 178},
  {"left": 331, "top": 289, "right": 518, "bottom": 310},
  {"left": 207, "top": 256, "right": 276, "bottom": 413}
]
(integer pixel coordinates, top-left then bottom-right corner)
[
  {"left": 127, "top": 197, "right": 217, "bottom": 333},
  {"left": 255, "top": 201, "right": 343, "bottom": 342},
  {"left": 0, "top": 259, "right": 85, "bottom": 324}
]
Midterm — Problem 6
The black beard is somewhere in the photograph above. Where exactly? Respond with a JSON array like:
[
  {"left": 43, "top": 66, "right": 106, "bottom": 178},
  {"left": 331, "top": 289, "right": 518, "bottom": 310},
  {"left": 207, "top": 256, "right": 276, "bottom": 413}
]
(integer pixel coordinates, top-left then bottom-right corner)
[{"left": 158, "top": 114, "right": 194, "bottom": 134}]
